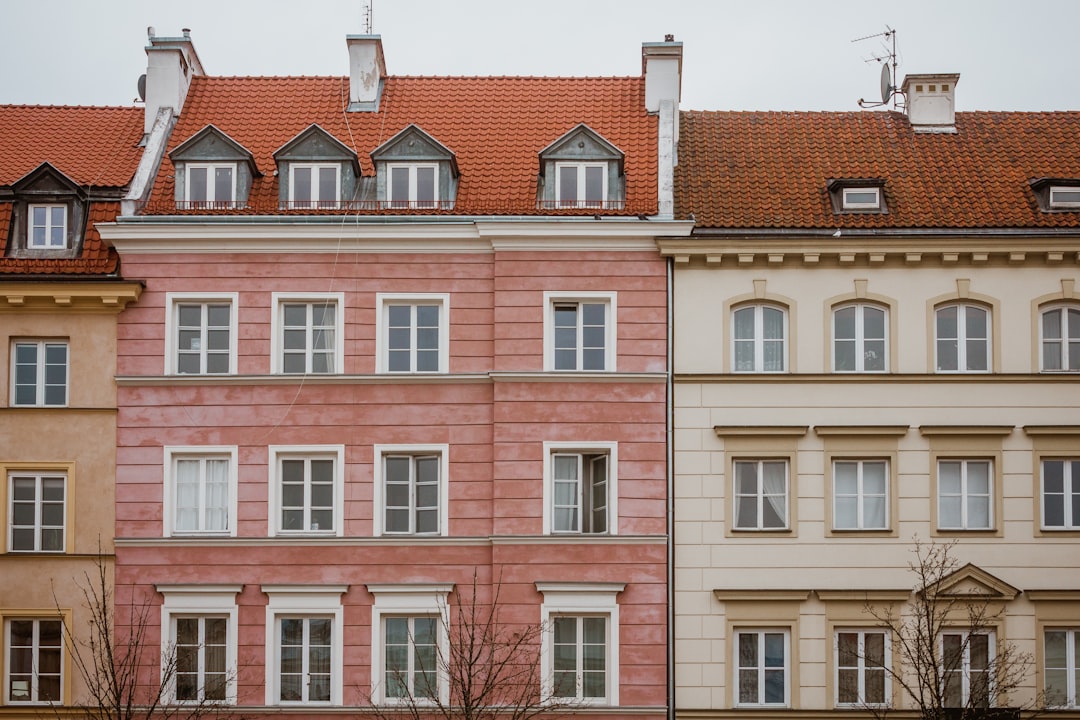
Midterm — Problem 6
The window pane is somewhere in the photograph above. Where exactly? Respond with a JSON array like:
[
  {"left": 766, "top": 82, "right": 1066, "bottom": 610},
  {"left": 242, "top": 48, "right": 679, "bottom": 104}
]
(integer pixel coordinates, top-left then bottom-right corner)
[
  {"left": 391, "top": 167, "right": 409, "bottom": 205},
  {"left": 835, "top": 306, "right": 856, "bottom": 339},
  {"left": 294, "top": 167, "right": 312, "bottom": 202},
  {"left": 214, "top": 167, "right": 233, "bottom": 203},
  {"left": 559, "top": 166, "right": 578, "bottom": 205},
  {"left": 189, "top": 167, "right": 208, "bottom": 202},
  {"left": 416, "top": 167, "right": 435, "bottom": 205},
  {"left": 318, "top": 167, "right": 337, "bottom": 203},
  {"left": 584, "top": 166, "right": 604, "bottom": 205}
]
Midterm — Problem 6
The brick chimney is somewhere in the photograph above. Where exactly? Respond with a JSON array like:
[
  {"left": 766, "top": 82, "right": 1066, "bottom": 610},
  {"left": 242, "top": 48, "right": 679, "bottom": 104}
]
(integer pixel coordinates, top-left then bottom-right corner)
[
  {"left": 901, "top": 73, "right": 960, "bottom": 133},
  {"left": 143, "top": 27, "right": 204, "bottom": 136},
  {"left": 346, "top": 35, "right": 387, "bottom": 111}
]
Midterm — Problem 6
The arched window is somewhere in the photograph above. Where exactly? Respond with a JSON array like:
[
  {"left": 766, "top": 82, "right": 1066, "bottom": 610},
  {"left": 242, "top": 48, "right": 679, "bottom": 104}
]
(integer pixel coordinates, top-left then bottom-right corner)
[
  {"left": 732, "top": 304, "right": 787, "bottom": 373},
  {"left": 1040, "top": 304, "right": 1080, "bottom": 372},
  {"left": 935, "top": 303, "right": 990, "bottom": 373},
  {"left": 833, "top": 303, "right": 887, "bottom": 372}
]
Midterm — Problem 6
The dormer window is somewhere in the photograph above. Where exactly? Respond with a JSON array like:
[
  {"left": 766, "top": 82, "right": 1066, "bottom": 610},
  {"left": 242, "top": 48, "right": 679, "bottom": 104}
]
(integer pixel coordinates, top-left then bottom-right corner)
[
  {"left": 290, "top": 164, "right": 340, "bottom": 209},
  {"left": 388, "top": 163, "right": 437, "bottom": 209},
  {"left": 28, "top": 205, "right": 68, "bottom": 248},
  {"left": 371, "top": 126, "right": 457, "bottom": 211},
  {"left": 186, "top": 164, "right": 236, "bottom": 209},
  {"left": 1050, "top": 186, "right": 1080, "bottom": 209},
  {"left": 539, "top": 125, "right": 625, "bottom": 211},
  {"left": 828, "top": 179, "right": 887, "bottom": 214},
  {"left": 556, "top": 163, "right": 607, "bottom": 209},
  {"left": 842, "top": 187, "right": 880, "bottom": 211}
]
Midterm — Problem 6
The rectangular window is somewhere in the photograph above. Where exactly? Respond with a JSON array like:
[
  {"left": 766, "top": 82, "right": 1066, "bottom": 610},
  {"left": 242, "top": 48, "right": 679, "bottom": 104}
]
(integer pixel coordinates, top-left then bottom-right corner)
[
  {"left": 544, "top": 293, "right": 616, "bottom": 372},
  {"left": 552, "top": 616, "right": 608, "bottom": 700},
  {"left": 388, "top": 164, "right": 437, "bottom": 208},
  {"left": 175, "top": 617, "right": 228, "bottom": 702},
  {"left": 383, "top": 455, "right": 440, "bottom": 535},
  {"left": 1050, "top": 186, "right": 1080, "bottom": 209},
  {"left": 551, "top": 453, "right": 609, "bottom": 534},
  {"left": 1042, "top": 459, "right": 1080, "bottom": 530},
  {"left": 733, "top": 304, "right": 787, "bottom": 372},
  {"left": 1045, "top": 628, "right": 1080, "bottom": 707},
  {"left": 383, "top": 616, "right": 439, "bottom": 700},
  {"left": 186, "top": 164, "right": 236, "bottom": 208},
  {"left": 833, "top": 460, "right": 888, "bottom": 530},
  {"left": 11, "top": 340, "right": 68, "bottom": 406},
  {"left": 836, "top": 630, "right": 889, "bottom": 706},
  {"left": 376, "top": 294, "right": 449, "bottom": 373},
  {"left": 942, "top": 631, "right": 993, "bottom": 708},
  {"left": 272, "top": 293, "right": 344, "bottom": 374},
  {"left": 736, "top": 630, "right": 789, "bottom": 706},
  {"left": 27, "top": 204, "right": 68, "bottom": 248},
  {"left": 556, "top": 163, "right": 607, "bottom": 208},
  {"left": 167, "top": 451, "right": 234, "bottom": 536},
  {"left": 6, "top": 619, "right": 62, "bottom": 703},
  {"left": 938, "top": 460, "right": 993, "bottom": 530},
  {"left": 733, "top": 460, "right": 788, "bottom": 530},
  {"left": 290, "top": 164, "right": 340, "bottom": 208},
  {"left": 278, "top": 617, "right": 332, "bottom": 703},
  {"left": 269, "top": 445, "right": 344, "bottom": 537},
  {"left": 841, "top": 187, "right": 881, "bottom": 210},
  {"left": 1041, "top": 306, "right": 1080, "bottom": 372},
  {"left": 170, "top": 296, "right": 236, "bottom": 375},
  {"left": 935, "top": 304, "right": 990, "bottom": 372},
  {"left": 8, "top": 472, "right": 65, "bottom": 552}
]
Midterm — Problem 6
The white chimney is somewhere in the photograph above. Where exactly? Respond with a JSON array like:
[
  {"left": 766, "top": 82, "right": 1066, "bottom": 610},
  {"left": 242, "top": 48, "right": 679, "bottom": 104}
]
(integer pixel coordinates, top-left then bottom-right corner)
[
  {"left": 143, "top": 28, "right": 204, "bottom": 136},
  {"left": 346, "top": 35, "right": 387, "bottom": 111},
  {"left": 642, "top": 36, "right": 683, "bottom": 113},
  {"left": 901, "top": 73, "right": 960, "bottom": 133}
]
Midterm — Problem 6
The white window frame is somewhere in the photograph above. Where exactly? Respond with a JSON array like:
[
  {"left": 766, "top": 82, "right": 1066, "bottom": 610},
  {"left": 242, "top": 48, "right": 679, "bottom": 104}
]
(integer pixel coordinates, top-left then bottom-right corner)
[
  {"left": 542, "top": 441, "right": 618, "bottom": 535},
  {"left": 262, "top": 585, "right": 346, "bottom": 706},
  {"left": 372, "top": 445, "right": 449, "bottom": 537},
  {"left": 732, "top": 303, "right": 788, "bottom": 373},
  {"left": 166, "top": 293, "right": 238, "bottom": 375},
  {"left": 375, "top": 293, "right": 450, "bottom": 374},
  {"left": 27, "top": 203, "right": 68, "bottom": 248},
  {"left": 536, "top": 582, "right": 623, "bottom": 706},
  {"left": 554, "top": 162, "right": 609, "bottom": 208},
  {"left": 268, "top": 445, "right": 345, "bottom": 537},
  {"left": 733, "top": 459, "right": 789, "bottom": 531},
  {"left": 1050, "top": 186, "right": 1080, "bottom": 209},
  {"left": 4, "top": 617, "right": 63, "bottom": 704},
  {"left": 941, "top": 630, "right": 995, "bottom": 708},
  {"left": 386, "top": 163, "right": 439, "bottom": 208},
  {"left": 367, "top": 584, "right": 453, "bottom": 706},
  {"left": 835, "top": 628, "right": 891, "bottom": 706},
  {"left": 157, "top": 585, "right": 241, "bottom": 705},
  {"left": 832, "top": 459, "right": 889, "bottom": 531},
  {"left": 1041, "top": 458, "right": 1080, "bottom": 530},
  {"left": 270, "top": 292, "right": 345, "bottom": 374},
  {"left": 935, "top": 303, "right": 991, "bottom": 373},
  {"left": 1039, "top": 304, "right": 1080, "bottom": 372},
  {"left": 163, "top": 447, "right": 238, "bottom": 537},
  {"left": 289, "top": 163, "right": 341, "bottom": 208},
  {"left": 543, "top": 291, "right": 617, "bottom": 372},
  {"left": 937, "top": 459, "right": 994, "bottom": 531},
  {"left": 185, "top": 163, "right": 237, "bottom": 207},
  {"left": 7, "top": 471, "right": 66, "bottom": 553},
  {"left": 1045, "top": 628, "right": 1080, "bottom": 707},
  {"left": 735, "top": 628, "right": 791, "bottom": 707},
  {"left": 10, "top": 340, "right": 68, "bottom": 407},
  {"left": 833, "top": 303, "right": 888, "bottom": 373},
  {"left": 841, "top": 187, "right": 881, "bottom": 210}
]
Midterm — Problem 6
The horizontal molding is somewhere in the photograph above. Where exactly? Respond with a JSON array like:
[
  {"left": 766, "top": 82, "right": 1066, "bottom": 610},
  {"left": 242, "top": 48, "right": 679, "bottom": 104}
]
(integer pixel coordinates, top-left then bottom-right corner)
[
  {"left": 714, "top": 425, "right": 808, "bottom": 437},
  {"left": 1, "top": 281, "right": 143, "bottom": 312},
  {"left": 116, "top": 372, "right": 667, "bottom": 387},
  {"left": 1025, "top": 589, "right": 1080, "bottom": 602},
  {"left": 676, "top": 373, "right": 1080, "bottom": 384},
  {"left": 1023, "top": 425, "right": 1080, "bottom": 436},
  {"left": 713, "top": 589, "right": 812, "bottom": 602},
  {"left": 489, "top": 371, "right": 667, "bottom": 383},
  {"left": 814, "top": 425, "right": 910, "bottom": 437},
  {"left": 919, "top": 424, "right": 1015, "bottom": 436},
  {"left": 815, "top": 589, "right": 911, "bottom": 602},
  {"left": 116, "top": 534, "right": 668, "bottom": 548}
]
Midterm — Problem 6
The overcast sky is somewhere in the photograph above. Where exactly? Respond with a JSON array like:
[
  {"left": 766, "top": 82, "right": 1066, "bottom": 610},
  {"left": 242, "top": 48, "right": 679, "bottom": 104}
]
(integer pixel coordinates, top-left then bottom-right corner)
[{"left": 1, "top": 0, "right": 1077, "bottom": 112}]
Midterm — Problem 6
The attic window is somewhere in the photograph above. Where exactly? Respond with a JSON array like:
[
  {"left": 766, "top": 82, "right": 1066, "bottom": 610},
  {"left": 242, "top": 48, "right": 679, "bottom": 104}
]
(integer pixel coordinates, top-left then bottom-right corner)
[
  {"left": 28, "top": 204, "right": 68, "bottom": 248},
  {"left": 186, "top": 163, "right": 237, "bottom": 209},
  {"left": 1050, "top": 186, "right": 1080, "bottom": 209},
  {"left": 538, "top": 124, "right": 625, "bottom": 211},
  {"left": 842, "top": 187, "right": 881, "bottom": 211},
  {"left": 557, "top": 163, "right": 607, "bottom": 208},
  {"left": 388, "top": 163, "right": 437, "bottom": 209}
]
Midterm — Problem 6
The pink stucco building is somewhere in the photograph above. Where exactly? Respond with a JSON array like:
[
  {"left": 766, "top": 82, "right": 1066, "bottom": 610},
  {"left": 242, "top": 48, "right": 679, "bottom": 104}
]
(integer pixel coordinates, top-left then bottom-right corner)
[{"left": 101, "top": 31, "right": 689, "bottom": 720}]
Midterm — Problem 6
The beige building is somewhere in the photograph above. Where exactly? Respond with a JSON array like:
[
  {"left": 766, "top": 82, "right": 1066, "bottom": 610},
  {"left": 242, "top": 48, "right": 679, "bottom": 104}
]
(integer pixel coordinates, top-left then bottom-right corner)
[
  {"left": 663, "top": 79, "right": 1080, "bottom": 718},
  {"left": 0, "top": 106, "right": 142, "bottom": 716}
]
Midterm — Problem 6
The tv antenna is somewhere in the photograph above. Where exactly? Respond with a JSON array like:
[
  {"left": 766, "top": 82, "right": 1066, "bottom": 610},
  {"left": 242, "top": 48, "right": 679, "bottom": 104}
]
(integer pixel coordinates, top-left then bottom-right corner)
[
  {"left": 362, "top": 0, "right": 373, "bottom": 34},
  {"left": 854, "top": 26, "right": 902, "bottom": 110}
]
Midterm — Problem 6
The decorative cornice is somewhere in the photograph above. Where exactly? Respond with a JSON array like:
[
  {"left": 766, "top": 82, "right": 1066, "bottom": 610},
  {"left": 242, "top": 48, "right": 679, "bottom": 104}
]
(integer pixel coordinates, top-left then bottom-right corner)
[
  {"left": 713, "top": 426, "right": 809, "bottom": 437},
  {"left": 919, "top": 425, "right": 1015, "bottom": 437},
  {"left": 713, "top": 590, "right": 812, "bottom": 602},
  {"left": 1023, "top": 425, "right": 1080, "bottom": 436},
  {"left": 489, "top": 372, "right": 667, "bottom": 383},
  {"left": 116, "top": 372, "right": 668, "bottom": 387},
  {"left": 814, "top": 425, "right": 910, "bottom": 437},
  {"left": 0, "top": 281, "right": 142, "bottom": 311},
  {"left": 115, "top": 535, "right": 667, "bottom": 548},
  {"left": 815, "top": 590, "right": 911, "bottom": 602},
  {"left": 1025, "top": 590, "right": 1080, "bottom": 602}
]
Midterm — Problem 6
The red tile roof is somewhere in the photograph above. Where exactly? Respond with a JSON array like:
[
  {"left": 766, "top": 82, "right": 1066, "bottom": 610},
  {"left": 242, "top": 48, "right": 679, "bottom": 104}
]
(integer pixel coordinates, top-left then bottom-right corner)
[
  {"left": 143, "top": 75, "right": 658, "bottom": 215},
  {"left": 0, "top": 106, "right": 143, "bottom": 276},
  {"left": 0, "top": 105, "right": 143, "bottom": 187},
  {"left": 675, "top": 110, "right": 1080, "bottom": 230}
]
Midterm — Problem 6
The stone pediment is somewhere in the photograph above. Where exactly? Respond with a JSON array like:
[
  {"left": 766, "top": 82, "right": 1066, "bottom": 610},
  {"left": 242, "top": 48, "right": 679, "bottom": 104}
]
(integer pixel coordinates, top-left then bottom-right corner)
[
  {"left": 170, "top": 124, "right": 259, "bottom": 174},
  {"left": 540, "top": 124, "right": 624, "bottom": 168},
  {"left": 371, "top": 124, "right": 457, "bottom": 174},
  {"left": 924, "top": 563, "right": 1020, "bottom": 601},
  {"left": 273, "top": 124, "right": 360, "bottom": 173}
]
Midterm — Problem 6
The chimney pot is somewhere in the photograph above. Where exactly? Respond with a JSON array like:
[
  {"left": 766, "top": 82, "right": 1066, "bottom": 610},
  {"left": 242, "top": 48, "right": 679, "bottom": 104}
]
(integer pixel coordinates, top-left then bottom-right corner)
[{"left": 901, "top": 73, "right": 960, "bottom": 133}]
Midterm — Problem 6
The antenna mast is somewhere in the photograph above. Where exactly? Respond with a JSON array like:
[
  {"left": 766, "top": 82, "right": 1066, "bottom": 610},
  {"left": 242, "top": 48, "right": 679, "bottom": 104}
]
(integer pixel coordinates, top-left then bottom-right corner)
[
  {"left": 362, "top": 0, "right": 373, "bottom": 34},
  {"left": 854, "top": 26, "right": 902, "bottom": 110}
]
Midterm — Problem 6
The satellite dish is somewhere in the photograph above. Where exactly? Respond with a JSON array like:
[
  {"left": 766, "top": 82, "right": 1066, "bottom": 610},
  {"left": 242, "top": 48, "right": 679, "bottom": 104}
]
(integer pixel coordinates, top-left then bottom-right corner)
[
  {"left": 137, "top": 74, "right": 146, "bottom": 102},
  {"left": 880, "top": 63, "right": 892, "bottom": 103}
]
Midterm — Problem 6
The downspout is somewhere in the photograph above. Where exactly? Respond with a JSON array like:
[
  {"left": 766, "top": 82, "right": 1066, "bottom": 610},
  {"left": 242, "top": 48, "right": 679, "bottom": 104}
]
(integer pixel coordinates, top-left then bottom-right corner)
[{"left": 666, "top": 254, "right": 675, "bottom": 720}]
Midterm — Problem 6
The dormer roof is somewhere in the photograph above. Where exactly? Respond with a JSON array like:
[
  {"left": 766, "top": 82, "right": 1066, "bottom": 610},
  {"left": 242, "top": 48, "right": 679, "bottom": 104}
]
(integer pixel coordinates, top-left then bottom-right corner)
[
  {"left": 273, "top": 124, "right": 361, "bottom": 175},
  {"left": 539, "top": 123, "right": 625, "bottom": 174},
  {"left": 170, "top": 124, "right": 260, "bottom": 176},
  {"left": 140, "top": 75, "right": 658, "bottom": 215},
  {"left": 370, "top": 124, "right": 458, "bottom": 176}
]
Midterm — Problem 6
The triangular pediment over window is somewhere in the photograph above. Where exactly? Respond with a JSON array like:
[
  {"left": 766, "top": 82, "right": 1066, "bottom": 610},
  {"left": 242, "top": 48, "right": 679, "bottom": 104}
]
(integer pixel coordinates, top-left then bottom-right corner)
[
  {"left": 274, "top": 124, "right": 360, "bottom": 171},
  {"left": 11, "top": 162, "right": 81, "bottom": 196},
  {"left": 923, "top": 563, "right": 1020, "bottom": 600},
  {"left": 171, "top": 125, "right": 258, "bottom": 171},
  {"left": 273, "top": 125, "right": 361, "bottom": 209},
  {"left": 370, "top": 124, "right": 458, "bottom": 171},
  {"left": 169, "top": 125, "right": 259, "bottom": 209},
  {"left": 538, "top": 124, "right": 625, "bottom": 210}
]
